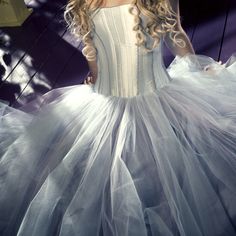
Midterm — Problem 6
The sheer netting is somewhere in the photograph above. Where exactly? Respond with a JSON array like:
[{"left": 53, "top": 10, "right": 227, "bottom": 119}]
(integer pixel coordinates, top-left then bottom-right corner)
[{"left": 0, "top": 4, "right": 236, "bottom": 236}]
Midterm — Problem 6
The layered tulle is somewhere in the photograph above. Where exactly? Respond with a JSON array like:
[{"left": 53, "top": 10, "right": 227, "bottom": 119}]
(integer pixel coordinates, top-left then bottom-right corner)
[{"left": 0, "top": 54, "right": 236, "bottom": 236}]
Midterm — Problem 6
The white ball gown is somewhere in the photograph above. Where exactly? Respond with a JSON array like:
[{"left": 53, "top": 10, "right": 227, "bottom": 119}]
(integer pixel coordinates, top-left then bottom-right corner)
[{"left": 0, "top": 4, "right": 236, "bottom": 236}]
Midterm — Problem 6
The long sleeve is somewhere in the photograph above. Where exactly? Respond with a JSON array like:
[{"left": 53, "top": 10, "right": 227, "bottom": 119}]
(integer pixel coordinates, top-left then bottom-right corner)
[{"left": 163, "top": 0, "right": 195, "bottom": 57}]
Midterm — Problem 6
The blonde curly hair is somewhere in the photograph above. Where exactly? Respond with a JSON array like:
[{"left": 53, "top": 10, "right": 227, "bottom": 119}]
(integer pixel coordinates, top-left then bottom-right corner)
[{"left": 64, "top": 0, "right": 185, "bottom": 61}]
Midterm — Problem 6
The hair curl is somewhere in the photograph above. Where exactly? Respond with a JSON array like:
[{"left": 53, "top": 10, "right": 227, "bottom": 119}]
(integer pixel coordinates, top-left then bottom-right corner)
[{"left": 64, "top": 0, "right": 186, "bottom": 61}]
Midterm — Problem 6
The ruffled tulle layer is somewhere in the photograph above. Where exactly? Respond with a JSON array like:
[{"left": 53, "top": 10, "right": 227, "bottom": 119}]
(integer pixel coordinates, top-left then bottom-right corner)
[{"left": 0, "top": 54, "right": 236, "bottom": 236}]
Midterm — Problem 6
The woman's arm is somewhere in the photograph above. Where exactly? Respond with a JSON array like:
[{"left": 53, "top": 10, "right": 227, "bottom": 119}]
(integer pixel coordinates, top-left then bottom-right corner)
[
  {"left": 82, "top": 37, "right": 98, "bottom": 84},
  {"left": 84, "top": 59, "right": 98, "bottom": 84},
  {"left": 164, "top": 0, "right": 195, "bottom": 57}
]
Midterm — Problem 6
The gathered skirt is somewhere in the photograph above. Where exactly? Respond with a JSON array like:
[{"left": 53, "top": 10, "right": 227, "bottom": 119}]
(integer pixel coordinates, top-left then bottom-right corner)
[{"left": 0, "top": 54, "right": 236, "bottom": 236}]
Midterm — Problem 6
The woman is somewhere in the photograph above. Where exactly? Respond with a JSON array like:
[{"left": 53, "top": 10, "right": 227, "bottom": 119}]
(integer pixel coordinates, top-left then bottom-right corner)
[{"left": 0, "top": 0, "right": 236, "bottom": 235}]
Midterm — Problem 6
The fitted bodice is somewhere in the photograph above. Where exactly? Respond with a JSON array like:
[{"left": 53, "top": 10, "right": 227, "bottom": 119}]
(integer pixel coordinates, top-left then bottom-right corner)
[{"left": 91, "top": 4, "right": 172, "bottom": 97}]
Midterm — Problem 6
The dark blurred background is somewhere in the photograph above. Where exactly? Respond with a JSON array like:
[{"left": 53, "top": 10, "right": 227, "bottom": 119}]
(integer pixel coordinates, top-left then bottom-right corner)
[{"left": 0, "top": 0, "right": 235, "bottom": 107}]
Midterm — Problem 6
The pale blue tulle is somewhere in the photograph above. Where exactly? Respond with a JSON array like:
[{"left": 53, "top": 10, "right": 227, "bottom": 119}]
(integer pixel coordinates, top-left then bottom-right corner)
[{"left": 0, "top": 53, "right": 236, "bottom": 236}]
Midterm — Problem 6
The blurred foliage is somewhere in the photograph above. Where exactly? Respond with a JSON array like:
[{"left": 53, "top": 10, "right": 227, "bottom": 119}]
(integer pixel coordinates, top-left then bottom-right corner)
[{"left": 0, "top": 0, "right": 8, "bottom": 5}]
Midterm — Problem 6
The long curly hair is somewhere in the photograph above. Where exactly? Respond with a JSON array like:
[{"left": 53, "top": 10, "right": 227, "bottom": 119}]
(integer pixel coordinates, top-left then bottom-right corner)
[{"left": 64, "top": 0, "right": 185, "bottom": 61}]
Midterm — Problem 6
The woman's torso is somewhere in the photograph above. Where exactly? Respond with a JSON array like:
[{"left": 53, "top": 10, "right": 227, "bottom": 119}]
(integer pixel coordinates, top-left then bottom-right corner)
[{"left": 91, "top": 4, "right": 171, "bottom": 97}]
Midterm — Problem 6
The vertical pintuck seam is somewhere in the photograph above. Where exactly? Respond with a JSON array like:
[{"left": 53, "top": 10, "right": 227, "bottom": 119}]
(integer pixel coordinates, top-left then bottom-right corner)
[
  {"left": 99, "top": 12, "right": 112, "bottom": 93},
  {"left": 137, "top": 46, "right": 140, "bottom": 95},
  {"left": 152, "top": 52, "right": 157, "bottom": 90},
  {"left": 102, "top": 11, "right": 118, "bottom": 95}
]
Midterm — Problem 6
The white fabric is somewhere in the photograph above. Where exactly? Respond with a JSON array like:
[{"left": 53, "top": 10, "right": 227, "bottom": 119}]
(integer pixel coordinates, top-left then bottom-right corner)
[{"left": 0, "top": 4, "right": 236, "bottom": 236}]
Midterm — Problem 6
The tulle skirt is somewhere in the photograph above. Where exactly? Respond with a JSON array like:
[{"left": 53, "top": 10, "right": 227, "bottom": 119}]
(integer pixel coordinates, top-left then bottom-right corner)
[{"left": 0, "top": 54, "right": 236, "bottom": 236}]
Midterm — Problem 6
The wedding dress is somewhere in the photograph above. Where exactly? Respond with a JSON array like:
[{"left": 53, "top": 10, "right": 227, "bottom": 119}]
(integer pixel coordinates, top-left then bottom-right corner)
[{"left": 0, "top": 4, "right": 236, "bottom": 236}]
